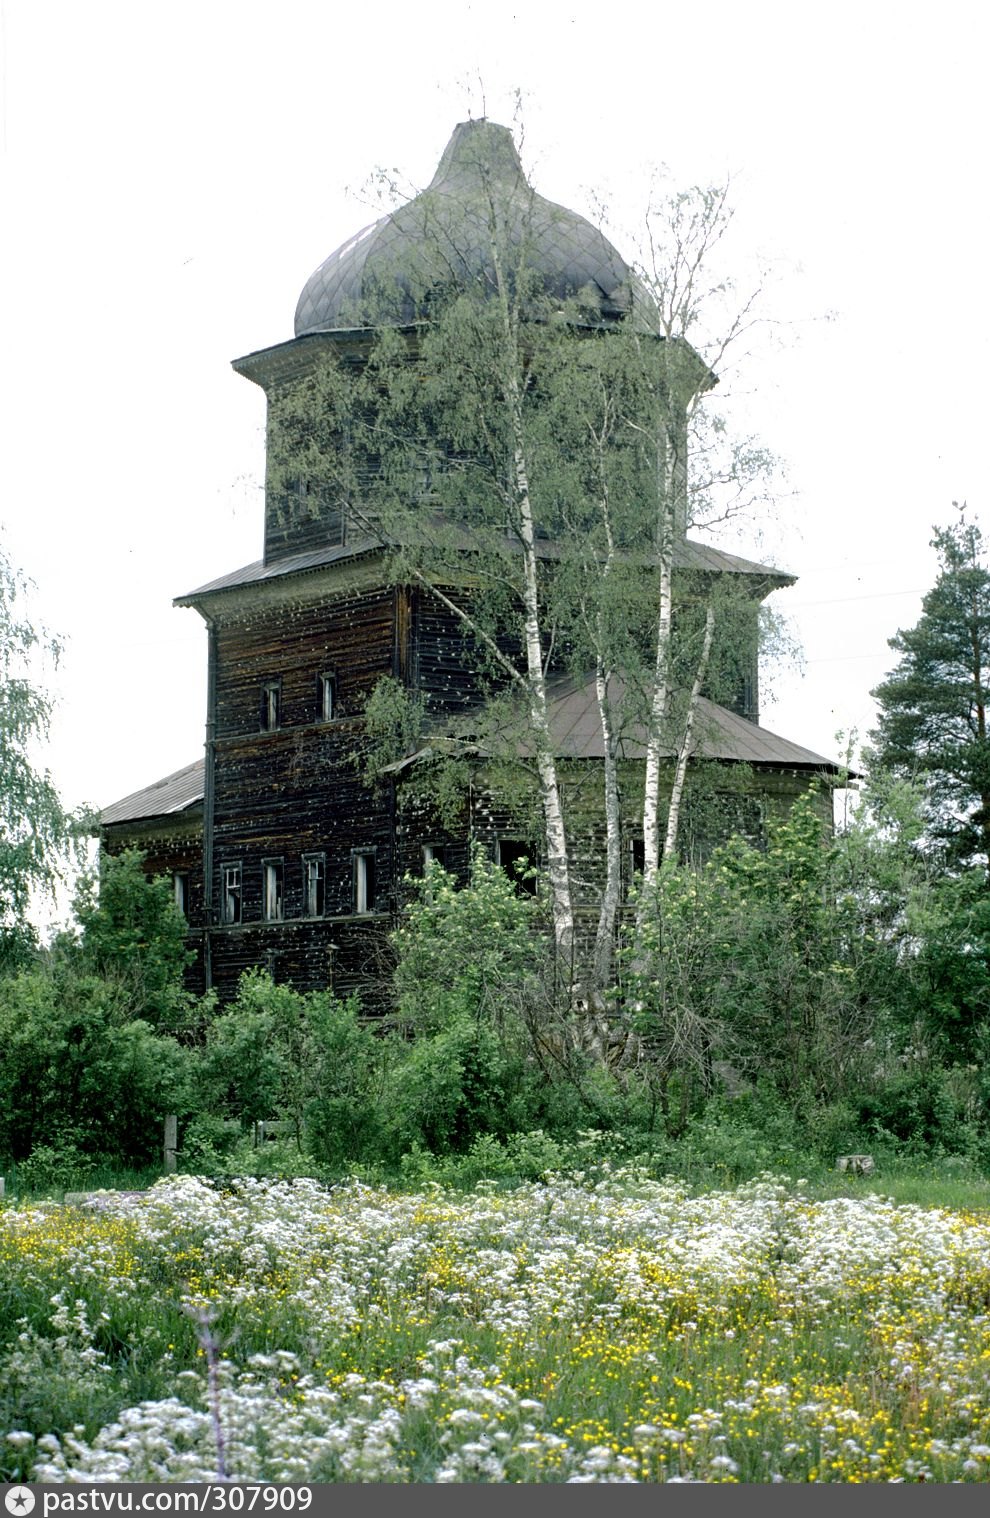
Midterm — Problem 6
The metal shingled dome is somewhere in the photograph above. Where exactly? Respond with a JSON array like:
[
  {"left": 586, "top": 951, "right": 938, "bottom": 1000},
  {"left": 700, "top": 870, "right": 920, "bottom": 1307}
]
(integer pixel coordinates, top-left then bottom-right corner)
[{"left": 294, "top": 120, "right": 641, "bottom": 335}]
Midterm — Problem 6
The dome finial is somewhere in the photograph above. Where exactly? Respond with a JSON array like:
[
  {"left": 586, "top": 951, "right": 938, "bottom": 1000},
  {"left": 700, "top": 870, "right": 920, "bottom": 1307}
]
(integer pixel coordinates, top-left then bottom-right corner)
[{"left": 427, "top": 119, "right": 524, "bottom": 193}]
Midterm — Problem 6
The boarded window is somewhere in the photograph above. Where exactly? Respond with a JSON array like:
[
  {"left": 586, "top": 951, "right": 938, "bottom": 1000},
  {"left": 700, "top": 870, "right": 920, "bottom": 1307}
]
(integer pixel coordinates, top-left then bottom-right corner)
[
  {"left": 222, "top": 864, "right": 242, "bottom": 925},
  {"left": 353, "top": 850, "right": 377, "bottom": 915},
  {"left": 303, "top": 854, "right": 325, "bottom": 918},
  {"left": 263, "top": 860, "right": 284, "bottom": 922}
]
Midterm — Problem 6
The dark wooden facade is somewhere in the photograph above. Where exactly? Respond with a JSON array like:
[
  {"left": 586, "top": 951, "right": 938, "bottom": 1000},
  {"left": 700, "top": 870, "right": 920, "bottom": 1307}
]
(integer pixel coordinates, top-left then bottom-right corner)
[{"left": 102, "top": 530, "right": 836, "bottom": 1006}]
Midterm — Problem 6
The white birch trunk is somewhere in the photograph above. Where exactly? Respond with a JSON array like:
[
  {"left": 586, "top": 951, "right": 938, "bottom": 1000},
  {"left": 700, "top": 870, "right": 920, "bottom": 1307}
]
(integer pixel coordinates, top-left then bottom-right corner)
[
  {"left": 486, "top": 209, "right": 575, "bottom": 967},
  {"left": 641, "top": 431, "right": 679, "bottom": 890},
  {"left": 592, "top": 658, "right": 622, "bottom": 996},
  {"left": 511, "top": 422, "right": 575, "bottom": 963},
  {"left": 663, "top": 603, "right": 716, "bottom": 859}
]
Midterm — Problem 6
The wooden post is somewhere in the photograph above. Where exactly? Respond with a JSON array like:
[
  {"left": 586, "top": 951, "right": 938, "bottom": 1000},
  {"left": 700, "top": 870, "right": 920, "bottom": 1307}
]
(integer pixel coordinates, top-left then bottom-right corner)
[{"left": 164, "top": 1114, "right": 178, "bottom": 1174}]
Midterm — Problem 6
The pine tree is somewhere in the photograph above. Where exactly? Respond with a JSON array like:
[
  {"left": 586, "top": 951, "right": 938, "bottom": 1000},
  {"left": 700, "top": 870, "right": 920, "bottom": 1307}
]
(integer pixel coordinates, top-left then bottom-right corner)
[{"left": 869, "top": 505, "right": 990, "bottom": 873}]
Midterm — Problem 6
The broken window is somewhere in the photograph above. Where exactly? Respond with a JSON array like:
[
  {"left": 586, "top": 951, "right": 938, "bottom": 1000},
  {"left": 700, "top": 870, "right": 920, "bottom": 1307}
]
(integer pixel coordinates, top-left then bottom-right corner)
[
  {"left": 263, "top": 859, "right": 284, "bottom": 922},
  {"left": 303, "top": 853, "right": 325, "bottom": 918},
  {"left": 222, "top": 863, "right": 242, "bottom": 925},
  {"left": 261, "top": 681, "right": 281, "bottom": 731},
  {"left": 353, "top": 850, "right": 377, "bottom": 915},
  {"left": 320, "top": 672, "right": 337, "bottom": 722},
  {"left": 421, "top": 843, "right": 447, "bottom": 872},
  {"left": 497, "top": 839, "right": 537, "bottom": 896}
]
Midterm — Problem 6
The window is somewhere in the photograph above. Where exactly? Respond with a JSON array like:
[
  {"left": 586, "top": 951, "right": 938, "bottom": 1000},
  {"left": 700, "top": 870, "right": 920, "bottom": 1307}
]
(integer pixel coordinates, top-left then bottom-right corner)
[
  {"left": 263, "top": 859, "right": 284, "bottom": 922},
  {"left": 497, "top": 839, "right": 537, "bottom": 896},
  {"left": 421, "top": 843, "right": 447, "bottom": 872},
  {"left": 261, "top": 681, "right": 281, "bottom": 731},
  {"left": 222, "top": 864, "right": 242, "bottom": 925},
  {"left": 320, "top": 672, "right": 337, "bottom": 722},
  {"left": 172, "top": 871, "right": 189, "bottom": 918},
  {"left": 353, "top": 850, "right": 377, "bottom": 915},
  {"left": 303, "top": 853, "right": 325, "bottom": 918},
  {"left": 629, "top": 838, "right": 646, "bottom": 877}
]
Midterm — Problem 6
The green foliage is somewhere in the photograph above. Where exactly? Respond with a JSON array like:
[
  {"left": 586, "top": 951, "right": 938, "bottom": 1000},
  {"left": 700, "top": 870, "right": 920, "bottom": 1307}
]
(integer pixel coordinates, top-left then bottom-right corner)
[
  {"left": 392, "top": 847, "right": 540, "bottom": 1033},
  {"left": 870, "top": 505, "right": 990, "bottom": 870},
  {"left": 72, "top": 848, "right": 198, "bottom": 1034},
  {"left": 386, "top": 1013, "right": 516, "bottom": 1158},
  {"left": 621, "top": 788, "right": 900, "bottom": 1126},
  {"left": 898, "top": 868, "right": 990, "bottom": 1060},
  {"left": 0, "top": 961, "right": 198, "bottom": 1164},
  {"left": 0, "top": 539, "right": 84, "bottom": 957},
  {"left": 358, "top": 675, "right": 426, "bottom": 786},
  {"left": 199, "top": 971, "right": 381, "bottom": 1167},
  {"left": 0, "top": 1298, "right": 123, "bottom": 1482}
]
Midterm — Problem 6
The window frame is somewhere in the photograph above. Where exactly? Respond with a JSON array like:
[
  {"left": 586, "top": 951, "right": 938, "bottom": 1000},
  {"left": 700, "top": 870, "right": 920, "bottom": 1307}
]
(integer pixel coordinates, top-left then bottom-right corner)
[
  {"left": 319, "top": 671, "right": 338, "bottom": 723},
  {"left": 352, "top": 848, "right": 377, "bottom": 915},
  {"left": 262, "top": 858, "right": 285, "bottom": 922},
  {"left": 221, "top": 862, "right": 242, "bottom": 926},
  {"left": 261, "top": 680, "right": 282, "bottom": 732},
  {"left": 496, "top": 838, "right": 538, "bottom": 896},
  {"left": 172, "top": 871, "right": 189, "bottom": 919},
  {"left": 302, "top": 852, "right": 326, "bottom": 918}
]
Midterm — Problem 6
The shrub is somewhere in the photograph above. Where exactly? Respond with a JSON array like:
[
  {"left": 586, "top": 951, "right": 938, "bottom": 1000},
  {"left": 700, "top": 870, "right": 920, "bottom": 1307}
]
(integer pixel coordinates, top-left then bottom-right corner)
[
  {"left": 71, "top": 848, "right": 199, "bottom": 1035},
  {"left": 0, "top": 964, "right": 197, "bottom": 1165},
  {"left": 199, "top": 971, "right": 384, "bottom": 1170}
]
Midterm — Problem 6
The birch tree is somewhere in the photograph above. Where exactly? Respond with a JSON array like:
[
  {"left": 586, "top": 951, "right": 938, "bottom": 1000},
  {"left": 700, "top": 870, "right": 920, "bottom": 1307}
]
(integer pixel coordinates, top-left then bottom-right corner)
[
  {"left": 628, "top": 181, "right": 773, "bottom": 884},
  {"left": 268, "top": 124, "right": 779, "bottom": 999}
]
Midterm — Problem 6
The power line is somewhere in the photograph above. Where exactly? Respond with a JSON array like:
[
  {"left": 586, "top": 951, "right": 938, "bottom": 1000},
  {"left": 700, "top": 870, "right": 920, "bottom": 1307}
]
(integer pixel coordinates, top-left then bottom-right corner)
[{"left": 778, "top": 587, "right": 927, "bottom": 609}]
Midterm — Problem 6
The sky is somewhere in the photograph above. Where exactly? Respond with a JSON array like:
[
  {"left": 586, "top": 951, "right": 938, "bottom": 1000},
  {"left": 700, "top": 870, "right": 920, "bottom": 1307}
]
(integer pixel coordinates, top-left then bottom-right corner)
[{"left": 1, "top": 0, "right": 988, "bottom": 920}]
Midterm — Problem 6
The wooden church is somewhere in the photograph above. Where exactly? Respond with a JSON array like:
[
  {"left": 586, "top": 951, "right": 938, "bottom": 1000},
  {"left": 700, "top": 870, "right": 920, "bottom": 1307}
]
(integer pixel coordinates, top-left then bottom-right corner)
[{"left": 100, "top": 120, "right": 838, "bottom": 1003}]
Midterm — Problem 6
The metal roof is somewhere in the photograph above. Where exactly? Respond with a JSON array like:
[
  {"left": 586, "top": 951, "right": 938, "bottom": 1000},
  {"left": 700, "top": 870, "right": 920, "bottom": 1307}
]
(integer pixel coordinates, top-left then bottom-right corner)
[
  {"left": 295, "top": 120, "right": 646, "bottom": 336},
  {"left": 176, "top": 534, "right": 790, "bottom": 606},
  {"left": 387, "top": 677, "right": 840, "bottom": 774},
  {"left": 673, "top": 539, "right": 794, "bottom": 581},
  {"left": 544, "top": 677, "right": 836, "bottom": 767},
  {"left": 100, "top": 759, "right": 205, "bottom": 826},
  {"left": 175, "top": 538, "right": 382, "bottom": 604}
]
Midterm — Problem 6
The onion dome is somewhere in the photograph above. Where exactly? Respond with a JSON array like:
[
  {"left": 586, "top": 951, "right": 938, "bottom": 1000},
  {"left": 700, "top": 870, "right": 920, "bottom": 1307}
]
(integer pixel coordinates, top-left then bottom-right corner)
[{"left": 294, "top": 119, "right": 642, "bottom": 335}]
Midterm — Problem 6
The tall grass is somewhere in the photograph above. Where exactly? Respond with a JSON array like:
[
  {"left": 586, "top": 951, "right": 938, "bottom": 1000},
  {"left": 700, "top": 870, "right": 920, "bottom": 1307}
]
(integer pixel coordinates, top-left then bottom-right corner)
[{"left": 2, "top": 1170, "right": 990, "bottom": 1482}]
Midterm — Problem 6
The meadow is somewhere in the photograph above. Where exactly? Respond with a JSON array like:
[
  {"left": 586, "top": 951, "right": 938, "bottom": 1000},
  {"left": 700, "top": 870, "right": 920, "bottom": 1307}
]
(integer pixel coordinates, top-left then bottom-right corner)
[{"left": 3, "top": 1164, "right": 990, "bottom": 1483}]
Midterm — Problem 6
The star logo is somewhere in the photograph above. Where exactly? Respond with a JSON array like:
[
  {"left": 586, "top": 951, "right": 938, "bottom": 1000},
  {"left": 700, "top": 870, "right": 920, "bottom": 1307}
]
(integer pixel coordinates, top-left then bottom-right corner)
[{"left": 4, "top": 1490, "right": 36, "bottom": 1516}]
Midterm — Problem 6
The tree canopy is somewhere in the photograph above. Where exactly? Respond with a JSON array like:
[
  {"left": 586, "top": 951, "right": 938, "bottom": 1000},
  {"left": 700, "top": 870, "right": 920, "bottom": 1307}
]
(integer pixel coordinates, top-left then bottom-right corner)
[
  {"left": 869, "top": 506, "right": 990, "bottom": 873},
  {"left": 0, "top": 539, "right": 81, "bottom": 963}
]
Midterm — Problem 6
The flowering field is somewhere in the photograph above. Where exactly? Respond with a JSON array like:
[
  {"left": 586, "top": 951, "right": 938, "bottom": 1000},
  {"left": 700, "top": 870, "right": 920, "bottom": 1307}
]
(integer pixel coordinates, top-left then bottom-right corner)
[{"left": 2, "top": 1171, "right": 990, "bottom": 1483}]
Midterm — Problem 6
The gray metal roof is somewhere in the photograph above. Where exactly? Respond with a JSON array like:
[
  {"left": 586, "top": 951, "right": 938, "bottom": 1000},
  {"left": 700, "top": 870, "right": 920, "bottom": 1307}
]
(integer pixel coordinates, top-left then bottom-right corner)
[
  {"left": 545, "top": 675, "right": 833, "bottom": 767},
  {"left": 176, "top": 534, "right": 790, "bottom": 606},
  {"left": 101, "top": 759, "right": 205, "bottom": 826},
  {"left": 544, "top": 678, "right": 836, "bottom": 768},
  {"left": 388, "top": 677, "right": 840, "bottom": 774},
  {"left": 175, "top": 538, "right": 382, "bottom": 604},
  {"left": 295, "top": 120, "right": 647, "bottom": 335},
  {"left": 674, "top": 538, "right": 794, "bottom": 581}
]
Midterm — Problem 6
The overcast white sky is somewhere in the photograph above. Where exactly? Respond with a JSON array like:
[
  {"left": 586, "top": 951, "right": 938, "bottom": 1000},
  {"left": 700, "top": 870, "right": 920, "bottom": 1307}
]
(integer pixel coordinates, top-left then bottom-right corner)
[{"left": 2, "top": 0, "right": 988, "bottom": 911}]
